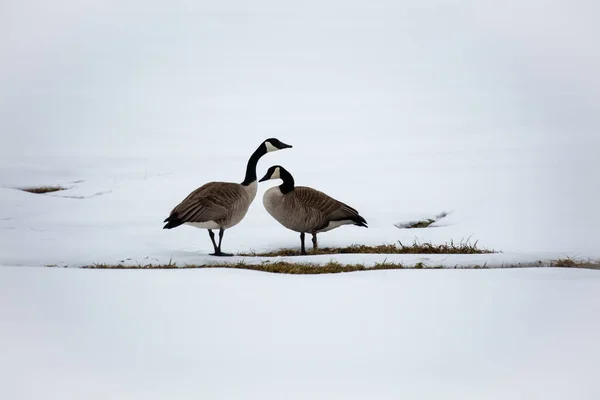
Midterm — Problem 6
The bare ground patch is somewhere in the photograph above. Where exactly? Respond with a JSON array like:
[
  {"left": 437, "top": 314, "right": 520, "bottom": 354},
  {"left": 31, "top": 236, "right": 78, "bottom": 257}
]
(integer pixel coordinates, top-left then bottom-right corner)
[
  {"left": 20, "top": 185, "right": 66, "bottom": 194},
  {"left": 239, "top": 239, "right": 494, "bottom": 257},
  {"left": 551, "top": 258, "right": 600, "bottom": 270},
  {"left": 395, "top": 211, "right": 450, "bottom": 229},
  {"left": 83, "top": 260, "right": 416, "bottom": 274},
  {"left": 74, "top": 258, "right": 600, "bottom": 274}
]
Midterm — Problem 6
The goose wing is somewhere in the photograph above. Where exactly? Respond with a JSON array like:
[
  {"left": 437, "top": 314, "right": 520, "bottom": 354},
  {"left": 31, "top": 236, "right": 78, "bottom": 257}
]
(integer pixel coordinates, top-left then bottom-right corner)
[
  {"left": 167, "top": 182, "right": 243, "bottom": 223},
  {"left": 293, "top": 186, "right": 366, "bottom": 228}
]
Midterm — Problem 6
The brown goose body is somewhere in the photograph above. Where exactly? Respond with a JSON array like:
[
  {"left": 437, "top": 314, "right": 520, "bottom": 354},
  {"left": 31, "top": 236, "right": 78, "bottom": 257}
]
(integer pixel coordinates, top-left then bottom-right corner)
[
  {"left": 163, "top": 139, "right": 292, "bottom": 256},
  {"left": 263, "top": 186, "right": 364, "bottom": 234},
  {"left": 167, "top": 181, "right": 257, "bottom": 230},
  {"left": 259, "top": 165, "right": 367, "bottom": 254}
]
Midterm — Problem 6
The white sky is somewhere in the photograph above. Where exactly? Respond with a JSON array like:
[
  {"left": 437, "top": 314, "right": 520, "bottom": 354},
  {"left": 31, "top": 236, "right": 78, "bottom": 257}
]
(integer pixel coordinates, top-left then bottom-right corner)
[{"left": 1, "top": 0, "right": 598, "bottom": 156}]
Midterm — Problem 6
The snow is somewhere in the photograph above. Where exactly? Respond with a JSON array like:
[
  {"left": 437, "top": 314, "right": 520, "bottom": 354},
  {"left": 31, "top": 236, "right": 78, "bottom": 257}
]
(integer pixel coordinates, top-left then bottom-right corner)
[
  {"left": 1, "top": 267, "right": 600, "bottom": 400},
  {"left": 1, "top": 1, "right": 600, "bottom": 398}
]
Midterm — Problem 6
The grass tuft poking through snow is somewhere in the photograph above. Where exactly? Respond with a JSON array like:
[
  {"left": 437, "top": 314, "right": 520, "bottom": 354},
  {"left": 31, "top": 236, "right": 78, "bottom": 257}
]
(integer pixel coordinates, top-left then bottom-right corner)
[
  {"left": 20, "top": 185, "right": 66, "bottom": 194},
  {"left": 395, "top": 211, "right": 450, "bottom": 229},
  {"left": 552, "top": 258, "right": 600, "bottom": 270},
  {"left": 72, "top": 259, "right": 600, "bottom": 273},
  {"left": 404, "top": 219, "right": 436, "bottom": 228},
  {"left": 239, "top": 239, "right": 494, "bottom": 257},
  {"left": 82, "top": 260, "right": 410, "bottom": 274}
]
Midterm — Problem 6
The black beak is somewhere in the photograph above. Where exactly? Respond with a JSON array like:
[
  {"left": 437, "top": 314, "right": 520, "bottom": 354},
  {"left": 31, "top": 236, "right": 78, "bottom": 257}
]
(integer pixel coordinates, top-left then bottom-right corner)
[
  {"left": 279, "top": 142, "right": 292, "bottom": 149},
  {"left": 258, "top": 173, "right": 270, "bottom": 182}
]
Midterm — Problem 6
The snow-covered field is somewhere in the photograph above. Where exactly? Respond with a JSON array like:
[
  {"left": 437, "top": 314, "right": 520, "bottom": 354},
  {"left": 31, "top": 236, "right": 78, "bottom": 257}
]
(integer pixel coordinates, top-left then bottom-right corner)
[
  {"left": 1, "top": 267, "right": 600, "bottom": 400},
  {"left": 2, "top": 0, "right": 600, "bottom": 398},
  {"left": 1, "top": 141, "right": 598, "bottom": 267}
]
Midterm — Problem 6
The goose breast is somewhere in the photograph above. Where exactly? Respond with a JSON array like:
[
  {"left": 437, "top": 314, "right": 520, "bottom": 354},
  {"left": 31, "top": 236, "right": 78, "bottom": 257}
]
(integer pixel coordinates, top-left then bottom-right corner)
[{"left": 262, "top": 186, "right": 326, "bottom": 233}]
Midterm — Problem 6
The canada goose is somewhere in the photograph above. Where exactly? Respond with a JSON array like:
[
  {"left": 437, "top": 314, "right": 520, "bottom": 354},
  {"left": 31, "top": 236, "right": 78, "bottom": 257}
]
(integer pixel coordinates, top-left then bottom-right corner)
[
  {"left": 163, "top": 138, "right": 292, "bottom": 256},
  {"left": 259, "top": 165, "right": 367, "bottom": 255}
]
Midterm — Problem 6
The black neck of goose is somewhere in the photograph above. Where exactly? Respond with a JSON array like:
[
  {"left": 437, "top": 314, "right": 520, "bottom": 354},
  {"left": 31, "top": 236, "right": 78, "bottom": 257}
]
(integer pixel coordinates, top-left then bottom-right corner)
[
  {"left": 279, "top": 168, "right": 295, "bottom": 194},
  {"left": 241, "top": 145, "right": 267, "bottom": 186}
]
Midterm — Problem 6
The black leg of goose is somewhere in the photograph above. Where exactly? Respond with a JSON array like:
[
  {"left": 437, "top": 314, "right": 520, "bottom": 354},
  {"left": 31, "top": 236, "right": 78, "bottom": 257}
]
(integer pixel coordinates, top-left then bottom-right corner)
[
  {"left": 300, "top": 232, "right": 307, "bottom": 255},
  {"left": 208, "top": 229, "right": 219, "bottom": 255},
  {"left": 214, "top": 227, "right": 233, "bottom": 257},
  {"left": 311, "top": 233, "right": 318, "bottom": 252}
]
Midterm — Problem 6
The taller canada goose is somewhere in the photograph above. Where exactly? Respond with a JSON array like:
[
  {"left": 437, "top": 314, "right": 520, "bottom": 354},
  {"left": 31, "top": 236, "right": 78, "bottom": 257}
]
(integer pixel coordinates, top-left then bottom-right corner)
[
  {"left": 259, "top": 165, "right": 367, "bottom": 255},
  {"left": 163, "top": 138, "right": 292, "bottom": 256}
]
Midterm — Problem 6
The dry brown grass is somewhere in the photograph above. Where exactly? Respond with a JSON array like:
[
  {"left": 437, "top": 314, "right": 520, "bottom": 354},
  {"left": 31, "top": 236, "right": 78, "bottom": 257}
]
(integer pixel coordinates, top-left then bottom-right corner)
[
  {"left": 20, "top": 186, "right": 66, "bottom": 194},
  {"left": 404, "top": 219, "right": 436, "bottom": 228},
  {"left": 82, "top": 260, "right": 411, "bottom": 274},
  {"left": 67, "top": 257, "right": 600, "bottom": 274},
  {"left": 552, "top": 258, "right": 600, "bottom": 270},
  {"left": 239, "top": 239, "right": 493, "bottom": 257},
  {"left": 395, "top": 211, "right": 450, "bottom": 229}
]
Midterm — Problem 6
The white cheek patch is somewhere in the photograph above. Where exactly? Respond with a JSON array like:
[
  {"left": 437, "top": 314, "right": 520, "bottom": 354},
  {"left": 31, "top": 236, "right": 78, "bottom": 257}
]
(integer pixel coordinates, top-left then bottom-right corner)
[
  {"left": 265, "top": 142, "right": 278, "bottom": 152},
  {"left": 271, "top": 167, "right": 281, "bottom": 179}
]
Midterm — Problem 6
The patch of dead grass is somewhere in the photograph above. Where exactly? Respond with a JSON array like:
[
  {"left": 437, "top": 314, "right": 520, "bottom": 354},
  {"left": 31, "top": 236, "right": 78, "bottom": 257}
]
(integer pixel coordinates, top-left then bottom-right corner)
[
  {"left": 239, "top": 239, "right": 493, "bottom": 257},
  {"left": 62, "top": 257, "right": 600, "bottom": 274},
  {"left": 82, "top": 260, "right": 408, "bottom": 274},
  {"left": 20, "top": 186, "right": 66, "bottom": 194},
  {"left": 395, "top": 211, "right": 449, "bottom": 229},
  {"left": 404, "top": 219, "right": 436, "bottom": 228},
  {"left": 552, "top": 258, "right": 600, "bottom": 270}
]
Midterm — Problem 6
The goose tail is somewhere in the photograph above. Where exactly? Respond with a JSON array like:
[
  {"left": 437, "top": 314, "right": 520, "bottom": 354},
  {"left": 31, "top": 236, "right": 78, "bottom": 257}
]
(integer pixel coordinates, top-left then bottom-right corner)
[
  {"left": 353, "top": 214, "right": 368, "bottom": 228},
  {"left": 163, "top": 214, "right": 184, "bottom": 229}
]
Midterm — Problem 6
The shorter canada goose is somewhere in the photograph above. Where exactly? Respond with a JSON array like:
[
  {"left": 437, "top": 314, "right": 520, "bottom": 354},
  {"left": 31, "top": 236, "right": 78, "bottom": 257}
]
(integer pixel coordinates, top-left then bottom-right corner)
[
  {"left": 259, "top": 165, "right": 367, "bottom": 254},
  {"left": 163, "top": 138, "right": 292, "bottom": 256}
]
